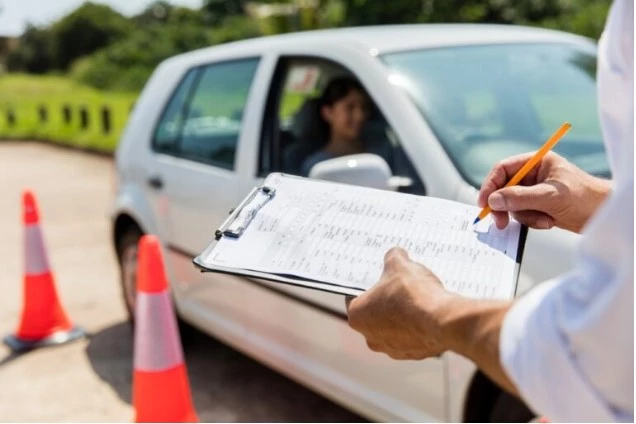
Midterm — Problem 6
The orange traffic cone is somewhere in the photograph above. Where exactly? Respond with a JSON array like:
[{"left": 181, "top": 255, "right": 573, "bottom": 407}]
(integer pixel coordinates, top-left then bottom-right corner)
[
  {"left": 4, "top": 190, "right": 85, "bottom": 352},
  {"left": 132, "top": 235, "right": 198, "bottom": 423}
]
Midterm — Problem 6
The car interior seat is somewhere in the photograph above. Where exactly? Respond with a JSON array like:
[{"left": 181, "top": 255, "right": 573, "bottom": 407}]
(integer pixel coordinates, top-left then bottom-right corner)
[
  {"left": 361, "top": 104, "right": 393, "bottom": 162},
  {"left": 281, "top": 97, "right": 326, "bottom": 175}
]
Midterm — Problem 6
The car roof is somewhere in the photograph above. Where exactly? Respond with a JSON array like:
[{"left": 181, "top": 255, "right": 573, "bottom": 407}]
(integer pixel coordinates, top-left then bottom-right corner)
[{"left": 169, "top": 24, "right": 595, "bottom": 66}]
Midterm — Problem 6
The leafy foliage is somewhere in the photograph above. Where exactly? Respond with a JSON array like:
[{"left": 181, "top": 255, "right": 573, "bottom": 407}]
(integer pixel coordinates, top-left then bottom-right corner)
[
  {"left": 50, "top": 2, "right": 133, "bottom": 70},
  {"left": 202, "top": 0, "right": 250, "bottom": 24},
  {"left": 342, "top": 0, "right": 611, "bottom": 39},
  {"left": 7, "top": 25, "right": 54, "bottom": 73},
  {"left": 6, "top": 0, "right": 611, "bottom": 91},
  {"left": 71, "top": 22, "right": 213, "bottom": 91}
]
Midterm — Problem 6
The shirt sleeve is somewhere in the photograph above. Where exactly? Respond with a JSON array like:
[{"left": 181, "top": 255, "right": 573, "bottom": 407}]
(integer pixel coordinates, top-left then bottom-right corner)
[{"left": 499, "top": 178, "right": 634, "bottom": 422}]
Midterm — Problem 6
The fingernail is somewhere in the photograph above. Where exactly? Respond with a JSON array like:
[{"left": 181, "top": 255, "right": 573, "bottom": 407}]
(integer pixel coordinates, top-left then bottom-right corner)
[
  {"left": 488, "top": 193, "right": 506, "bottom": 210},
  {"left": 537, "top": 219, "right": 551, "bottom": 229}
]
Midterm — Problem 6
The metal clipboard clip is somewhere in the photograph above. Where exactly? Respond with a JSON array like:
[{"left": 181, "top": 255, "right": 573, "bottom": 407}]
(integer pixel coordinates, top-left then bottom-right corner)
[{"left": 215, "top": 186, "right": 276, "bottom": 240}]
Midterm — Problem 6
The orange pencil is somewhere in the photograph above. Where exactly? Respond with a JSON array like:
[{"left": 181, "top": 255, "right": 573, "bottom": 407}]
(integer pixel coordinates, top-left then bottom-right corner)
[{"left": 473, "top": 122, "right": 572, "bottom": 225}]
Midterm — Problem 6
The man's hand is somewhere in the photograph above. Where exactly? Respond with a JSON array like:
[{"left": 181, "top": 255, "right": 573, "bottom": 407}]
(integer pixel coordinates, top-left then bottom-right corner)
[
  {"left": 478, "top": 152, "right": 611, "bottom": 233},
  {"left": 346, "top": 247, "right": 455, "bottom": 360},
  {"left": 346, "top": 248, "right": 519, "bottom": 394}
]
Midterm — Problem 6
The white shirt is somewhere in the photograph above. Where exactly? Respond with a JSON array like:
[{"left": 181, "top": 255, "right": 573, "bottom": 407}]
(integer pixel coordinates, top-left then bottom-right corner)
[{"left": 499, "top": 0, "right": 634, "bottom": 422}]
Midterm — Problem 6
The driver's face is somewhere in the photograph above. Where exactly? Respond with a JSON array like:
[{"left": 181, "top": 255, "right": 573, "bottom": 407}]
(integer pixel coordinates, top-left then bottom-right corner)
[{"left": 323, "top": 89, "right": 369, "bottom": 142}]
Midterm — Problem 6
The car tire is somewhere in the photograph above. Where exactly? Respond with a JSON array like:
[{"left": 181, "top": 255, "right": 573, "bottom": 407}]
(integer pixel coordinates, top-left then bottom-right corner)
[
  {"left": 116, "top": 226, "right": 197, "bottom": 344},
  {"left": 489, "top": 391, "right": 536, "bottom": 423}
]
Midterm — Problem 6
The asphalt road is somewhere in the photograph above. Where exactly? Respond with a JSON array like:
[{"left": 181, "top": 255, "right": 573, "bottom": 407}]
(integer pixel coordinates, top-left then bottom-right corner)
[{"left": 0, "top": 141, "right": 365, "bottom": 422}]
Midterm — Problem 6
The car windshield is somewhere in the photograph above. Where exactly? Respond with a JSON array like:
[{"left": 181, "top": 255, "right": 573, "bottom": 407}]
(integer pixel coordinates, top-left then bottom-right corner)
[{"left": 381, "top": 43, "right": 609, "bottom": 187}]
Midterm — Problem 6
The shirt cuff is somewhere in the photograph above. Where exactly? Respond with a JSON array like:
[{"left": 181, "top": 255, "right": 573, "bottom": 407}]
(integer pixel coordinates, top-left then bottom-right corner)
[{"left": 499, "top": 277, "right": 619, "bottom": 422}]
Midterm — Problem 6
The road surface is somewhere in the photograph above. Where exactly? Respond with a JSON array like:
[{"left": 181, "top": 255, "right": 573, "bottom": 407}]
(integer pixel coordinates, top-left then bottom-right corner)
[{"left": 0, "top": 141, "right": 364, "bottom": 422}]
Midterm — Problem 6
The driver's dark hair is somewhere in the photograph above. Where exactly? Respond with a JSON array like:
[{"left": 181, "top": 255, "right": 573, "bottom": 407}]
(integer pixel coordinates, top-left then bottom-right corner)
[{"left": 319, "top": 76, "right": 365, "bottom": 107}]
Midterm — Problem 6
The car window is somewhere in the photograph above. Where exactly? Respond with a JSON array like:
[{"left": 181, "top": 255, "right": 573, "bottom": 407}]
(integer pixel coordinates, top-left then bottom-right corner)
[
  {"left": 178, "top": 58, "right": 260, "bottom": 169},
  {"left": 382, "top": 43, "right": 608, "bottom": 186},
  {"left": 153, "top": 69, "right": 199, "bottom": 153},
  {"left": 261, "top": 58, "right": 425, "bottom": 195}
]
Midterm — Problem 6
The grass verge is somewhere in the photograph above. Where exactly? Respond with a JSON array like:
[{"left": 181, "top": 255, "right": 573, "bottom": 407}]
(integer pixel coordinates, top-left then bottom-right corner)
[{"left": 0, "top": 74, "right": 138, "bottom": 153}]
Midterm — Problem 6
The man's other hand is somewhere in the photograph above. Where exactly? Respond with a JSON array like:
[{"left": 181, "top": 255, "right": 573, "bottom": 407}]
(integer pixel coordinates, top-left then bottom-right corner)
[{"left": 345, "top": 247, "right": 454, "bottom": 360}]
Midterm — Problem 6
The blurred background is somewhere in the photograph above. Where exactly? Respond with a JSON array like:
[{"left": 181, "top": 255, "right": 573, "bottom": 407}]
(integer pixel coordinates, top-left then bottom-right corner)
[{"left": 0, "top": 0, "right": 610, "bottom": 153}]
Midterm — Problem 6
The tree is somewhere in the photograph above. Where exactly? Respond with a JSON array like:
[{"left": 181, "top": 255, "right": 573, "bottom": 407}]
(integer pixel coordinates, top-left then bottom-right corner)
[
  {"left": 50, "top": 2, "right": 133, "bottom": 70},
  {"left": 6, "top": 24, "right": 54, "bottom": 73},
  {"left": 245, "top": 0, "right": 345, "bottom": 34},
  {"left": 414, "top": 0, "right": 573, "bottom": 25},
  {"left": 536, "top": 0, "right": 610, "bottom": 40},
  {"left": 72, "top": 21, "right": 216, "bottom": 91},
  {"left": 133, "top": 1, "right": 174, "bottom": 26},
  {"left": 417, "top": 0, "right": 610, "bottom": 39},
  {"left": 342, "top": 0, "right": 424, "bottom": 26},
  {"left": 202, "top": 0, "right": 250, "bottom": 24},
  {"left": 211, "top": 15, "right": 261, "bottom": 43},
  {"left": 335, "top": 0, "right": 609, "bottom": 39}
]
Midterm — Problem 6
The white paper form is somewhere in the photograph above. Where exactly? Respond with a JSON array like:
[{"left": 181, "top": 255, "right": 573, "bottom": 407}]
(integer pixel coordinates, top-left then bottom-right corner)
[{"left": 200, "top": 174, "right": 523, "bottom": 300}]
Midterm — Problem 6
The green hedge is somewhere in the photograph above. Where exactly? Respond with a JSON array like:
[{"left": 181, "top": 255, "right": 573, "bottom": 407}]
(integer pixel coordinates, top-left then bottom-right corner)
[{"left": 0, "top": 74, "right": 138, "bottom": 153}]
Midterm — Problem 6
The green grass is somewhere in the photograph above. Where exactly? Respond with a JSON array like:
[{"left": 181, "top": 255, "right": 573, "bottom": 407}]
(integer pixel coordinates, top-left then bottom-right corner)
[{"left": 0, "top": 74, "right": 138, "bottom": 153}]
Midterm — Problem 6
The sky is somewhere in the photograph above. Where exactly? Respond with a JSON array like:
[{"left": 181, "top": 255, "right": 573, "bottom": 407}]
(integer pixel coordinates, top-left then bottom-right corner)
[{"left": 0, "top": 0, "right": 204, "bottom": 36}]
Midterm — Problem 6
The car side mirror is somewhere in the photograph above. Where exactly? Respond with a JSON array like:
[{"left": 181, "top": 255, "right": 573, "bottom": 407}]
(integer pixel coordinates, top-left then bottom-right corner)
[{"left": 308, "top": 153, "right": 412, "bottom": 191}]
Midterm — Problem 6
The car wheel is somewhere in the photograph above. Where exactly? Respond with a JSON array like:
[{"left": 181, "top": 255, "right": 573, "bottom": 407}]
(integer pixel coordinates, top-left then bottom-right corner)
[
  {"left": 117, "top": 227, "right": 142, "bottom": 323},
  {"left": 116, "top": 226, "right": 197, "bottom": 343},
  {"left": 489, "top": 391, "right": 536, "bottom": 423}
]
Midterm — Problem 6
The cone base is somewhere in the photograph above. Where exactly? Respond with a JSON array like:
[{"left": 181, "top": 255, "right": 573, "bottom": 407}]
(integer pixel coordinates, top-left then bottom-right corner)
[
  {"left": 133, "top": 365, "right": 198, "bottom": 423},
  {"left": 3, "top": 326, "right": 86, "bottom": 352}
]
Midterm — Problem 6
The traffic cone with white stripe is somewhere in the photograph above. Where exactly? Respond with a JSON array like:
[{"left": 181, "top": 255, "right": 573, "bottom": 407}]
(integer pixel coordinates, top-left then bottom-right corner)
[
  {"left": 3, "top": 190, "right": 85, "bottom": 352},
  {"left": 132, "top": 235, "right": 198, "bottom": 423}
]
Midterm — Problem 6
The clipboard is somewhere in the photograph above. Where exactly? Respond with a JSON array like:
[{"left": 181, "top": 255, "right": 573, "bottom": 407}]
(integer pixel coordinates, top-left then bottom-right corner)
[
  {"left": 195, "top": 238, "right": 365, "bottom": 296},
  {"left": 193, "top": 173, "right": 527, "bottom": 299},
  {"left": 195, "top": 180, "right": 365, "bottom": 296}
]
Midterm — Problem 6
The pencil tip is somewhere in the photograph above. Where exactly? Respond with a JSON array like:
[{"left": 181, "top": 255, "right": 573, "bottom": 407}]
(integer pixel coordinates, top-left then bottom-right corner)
[{"left": 473, "top": 217, "right": 480, "bottom": 225}]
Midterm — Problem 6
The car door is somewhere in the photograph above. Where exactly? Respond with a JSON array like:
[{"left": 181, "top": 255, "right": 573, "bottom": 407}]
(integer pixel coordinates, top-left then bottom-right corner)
[
  {"left": 238, "top": 53, "right": 446, "bottom": 422},
  {"left": 144, "top": 57, "right": 262, "bottom": 335}
]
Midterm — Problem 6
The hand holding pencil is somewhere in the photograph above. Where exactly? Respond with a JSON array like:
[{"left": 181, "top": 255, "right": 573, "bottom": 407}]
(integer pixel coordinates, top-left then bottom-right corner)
[{"left": 476, "top": 122, "right": 612, "bottom": 233}]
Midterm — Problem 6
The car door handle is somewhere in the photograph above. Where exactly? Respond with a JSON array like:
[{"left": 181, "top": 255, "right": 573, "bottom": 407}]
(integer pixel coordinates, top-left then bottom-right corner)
[{"left": 147, "top": 175, "right": 164, "bottom": 190}]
